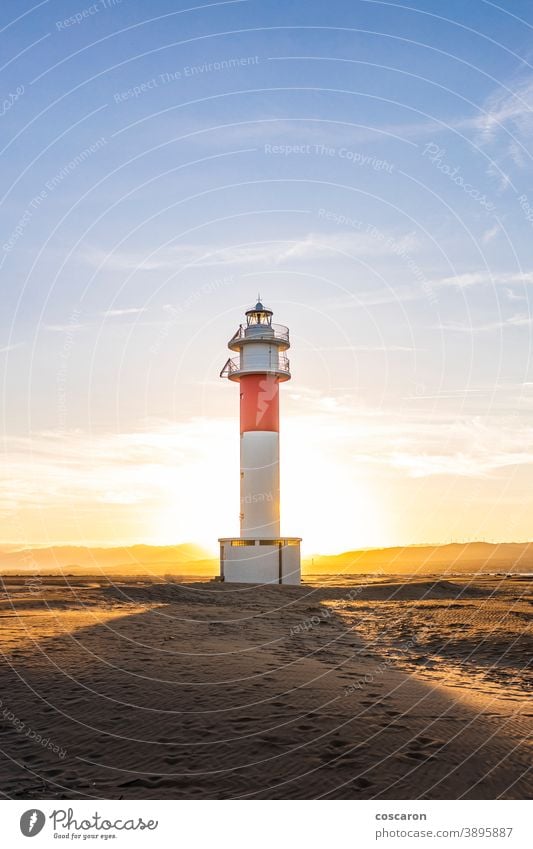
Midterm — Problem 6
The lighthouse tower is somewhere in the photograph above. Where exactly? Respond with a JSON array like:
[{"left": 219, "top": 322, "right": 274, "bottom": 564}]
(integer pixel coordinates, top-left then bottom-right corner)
[{"left": 218, "top": 300, "right": 301, "bottom": 584}]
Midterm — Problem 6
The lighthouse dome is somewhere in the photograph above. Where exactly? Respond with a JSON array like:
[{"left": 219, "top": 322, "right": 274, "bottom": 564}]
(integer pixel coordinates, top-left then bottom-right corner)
[{"left": 245, "top": 300, "right": 273, "bottom": 320}]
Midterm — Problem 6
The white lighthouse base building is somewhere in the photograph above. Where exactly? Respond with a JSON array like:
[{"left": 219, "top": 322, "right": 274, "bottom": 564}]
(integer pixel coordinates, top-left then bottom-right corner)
[{"left": 219, "top": 538, "right": 301, "bottom": 584}]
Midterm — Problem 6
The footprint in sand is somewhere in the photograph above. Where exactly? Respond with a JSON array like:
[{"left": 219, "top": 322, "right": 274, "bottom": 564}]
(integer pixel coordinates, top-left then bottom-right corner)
[
  {"left": 379, "top": 721, "right": 409, "bottom": 730},
  {"left": 328, "top": 738, "right": 347, "bottom": 749},
  {"left": 404, "top": 750, "right": 431, "bottom": 761},
  {"left": 416, "top": 737, "right": 444, "bottom": 749},
  {"left": 163, "top": 755, "right": 181, "bottom": 765},
  {"left": 352, "top": 776, "right": 374, "bottom": 789},
  {"left": 401, "top": 737, "right": 443, "bottom": 762}
]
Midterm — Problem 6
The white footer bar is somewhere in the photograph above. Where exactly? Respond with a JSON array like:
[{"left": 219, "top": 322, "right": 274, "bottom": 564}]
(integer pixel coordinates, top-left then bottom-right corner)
[{"left": 2, "top": 799, "right": 530, "bottom": 848}]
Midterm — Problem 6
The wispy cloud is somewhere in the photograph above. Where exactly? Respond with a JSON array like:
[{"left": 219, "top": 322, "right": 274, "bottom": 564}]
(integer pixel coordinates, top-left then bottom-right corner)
[
  {"left": 285, "top": 398, "right": 533, "bottom": 478},
  {"left": 436, "top": 272, "right": 490, "bottom": 288},
  {"left": 102, "top": 307, "right": 147, "bottom": 317},
  {"left": 0, "top": 420, "right": 236, "bottom": 545},
  {"left": 404, "top": 382, "right": 533, "bottom": 401},
  {"left": 0, "top": 343, "right": 24, "bottom": 354},
  {"left": 45, "top": 308, "right": 148, "bottom": 333},
  {"left": 478, "top": 75, "right": 533, "bottom": 145},
  {"left": 45, "top": 323, "right": 86, "bottom": 333},
  {"left": 2, "top": 405, "right": 533, "bottom": 548},
  {"left": 505, "top": 287, "right": 527, "bottom": 302},
  {"left": 481, "top": 223, "right": 501, "bottom": 244},
  {"left": 321, "top": 284, "right": 426, "bottom": 309},
  {"left": 308, "top": 345, "right": 418, "bottom": 352},
  {"left": 173, "top": 115, "right": 430, "bottom": 150},
  {"left": 382, "top": 449, "right": 533, "bottom": 478},
  {"left": 474, "top": 73, "right": 533, "bottom": 184},
  {"left": 435, "top": 270, "right": 533, "bottom": 289},
  {"left": 82, "top": 230, "right": 421, "bottom": 273},
  {"left": 433, "top": 313, "right": 533, "bottom": 333}
]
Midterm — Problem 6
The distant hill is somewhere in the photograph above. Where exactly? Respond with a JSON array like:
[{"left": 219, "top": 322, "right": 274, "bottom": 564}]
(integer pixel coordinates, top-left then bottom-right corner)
[
  {"left": 0, "top": 543, "right": 217, "bottom": 575},
  {"left": 304, "top": 542, "right": 533, "bottom": 575},
  {"left": 1, "top": 541, "right": 532, "bottom": 577}
]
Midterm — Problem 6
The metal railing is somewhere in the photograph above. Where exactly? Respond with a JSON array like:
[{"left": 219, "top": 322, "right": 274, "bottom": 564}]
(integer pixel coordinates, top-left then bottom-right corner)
[
  {"left": 229, "top": 323, "right": 290, "bottom": 345},
  {"left": 220, "top": 354, "right": 290, "bottom": 378}
]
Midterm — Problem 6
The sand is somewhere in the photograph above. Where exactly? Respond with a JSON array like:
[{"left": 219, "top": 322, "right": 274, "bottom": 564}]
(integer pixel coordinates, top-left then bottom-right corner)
[{"left": 0, "top": 574, "right": 531, "bottom": 799}]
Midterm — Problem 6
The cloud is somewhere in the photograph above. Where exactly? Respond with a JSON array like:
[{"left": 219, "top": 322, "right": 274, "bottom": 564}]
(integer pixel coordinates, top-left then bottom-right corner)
[
  {"left": 436, "top": 272, "right": 489, "bottom": 288},
  {"left": 82, "top": 230, "right": 421, "bottom": 273},
  {"left": 478, "top": 75, "right": 533, "bottom": 145},
  {"left": 481, "top": 223, "right": 501, "bottom": 244},
  {"left": 160, "top": 115, "right": 433, "bottom": 151},
  {"left": 2, "top": 404, "right": 533, "bottom": 548},
  {"left": 505, "top": 287, "right": 527, "bottom": 302},
  {"left": 0, "top": 343, "right": 24, "bottom": 354},
  {"left": 404, "top": 382, "right": 533, "bottom": 401},
  {"left": 102, "top": 307, "right": 147, "bottom": 317},
  {"left": 44, "top": 308, "right": 148, "bottom": 333},
  {"left": 320, "top": 284, "right": 426, "bottom": 309},
  {"left": 45, "top": 323, "right": 86, "bottom": 333},
  {"left": 285, "top": 399, "right": 533, "bottom": 479},
  {"left": 435, "top": 271, "right": 533, "bottom": 289},
  {"left": 434, "top": 313, "right": 533, "bottom": 333},
  {"left": 0, "top": 420, "right": 237, "bottom": 545},
  {"left": 473, "top": 73, "right": 533, "bottom": 184},
  {"left": 384, "top": 450, "right": 533, "bottom": 478},
  {"left": 309, "top": 345, "right": 417, "bottom": 352}
]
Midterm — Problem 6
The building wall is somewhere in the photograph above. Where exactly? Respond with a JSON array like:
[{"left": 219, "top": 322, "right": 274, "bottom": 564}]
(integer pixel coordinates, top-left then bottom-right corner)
[
  {"left": 220, "top": 540, "right": 301, "bottom": 585},
  {"left": 241, "top": 340, "right": 279, "bottom": 372}
]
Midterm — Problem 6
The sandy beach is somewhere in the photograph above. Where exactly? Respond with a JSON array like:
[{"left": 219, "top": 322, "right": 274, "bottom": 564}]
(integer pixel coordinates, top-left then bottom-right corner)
[{"left": 0, "top": 574, "right": 531, "bottom": 799}]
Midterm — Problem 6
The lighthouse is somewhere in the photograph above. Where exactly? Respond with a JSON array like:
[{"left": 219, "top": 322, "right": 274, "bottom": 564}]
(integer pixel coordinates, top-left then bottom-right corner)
[{"left": 218, "top": 300, "right": 301, "bottom": 584}]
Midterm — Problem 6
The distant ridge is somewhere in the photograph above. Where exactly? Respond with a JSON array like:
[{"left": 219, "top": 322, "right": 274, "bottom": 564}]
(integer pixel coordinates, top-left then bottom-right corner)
[
  {"left": 1, "top": 541, "right": 532, "bottom": 576},
  {"left": 0, "top": 543, "right": 215, "bottom": 574},
  {"left": 304, "top": 541, "right": 533, "bottom": 575}
]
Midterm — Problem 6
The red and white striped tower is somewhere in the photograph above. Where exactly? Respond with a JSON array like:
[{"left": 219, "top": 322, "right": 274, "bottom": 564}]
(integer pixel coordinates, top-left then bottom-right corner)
[{"left": 219, "top": 300, "right": 301, "bottom": 584}]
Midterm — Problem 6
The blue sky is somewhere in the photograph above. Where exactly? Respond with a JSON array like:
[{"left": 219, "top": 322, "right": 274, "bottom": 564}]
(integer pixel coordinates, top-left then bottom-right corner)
[{"left": 1, "top": 0, "right": 533, "bottom": 551}]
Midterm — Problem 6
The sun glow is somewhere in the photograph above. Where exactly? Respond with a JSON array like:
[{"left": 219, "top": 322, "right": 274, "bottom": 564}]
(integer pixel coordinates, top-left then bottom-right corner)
[
  {"left": 283, "top": 423, "right": 388, "bottom": 554},
  {"left": 149, "top": 416, "right": 388, "bottom": 556},
  {"left": 9, "top": 405, "right": 529, "bottom": 557}
]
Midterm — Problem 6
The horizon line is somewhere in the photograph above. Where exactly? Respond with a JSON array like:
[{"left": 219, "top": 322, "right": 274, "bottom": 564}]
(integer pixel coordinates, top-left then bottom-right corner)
[{"left": 2, "top": 538, "right": 533, "bottom": 556}]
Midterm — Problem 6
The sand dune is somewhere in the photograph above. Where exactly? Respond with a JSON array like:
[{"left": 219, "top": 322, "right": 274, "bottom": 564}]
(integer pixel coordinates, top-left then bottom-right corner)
[{"left": 0, "top": 574, "right": 530, "bottom": 799}]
